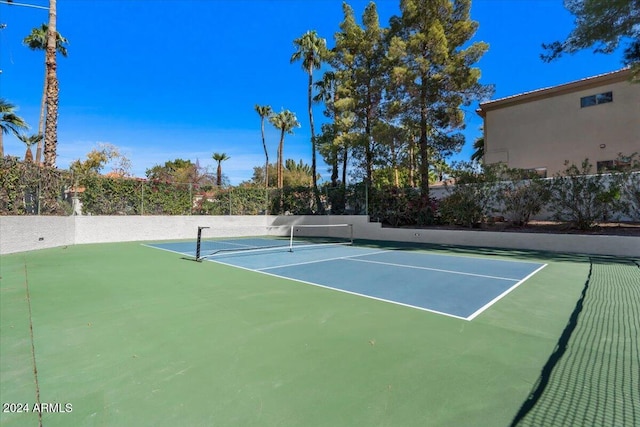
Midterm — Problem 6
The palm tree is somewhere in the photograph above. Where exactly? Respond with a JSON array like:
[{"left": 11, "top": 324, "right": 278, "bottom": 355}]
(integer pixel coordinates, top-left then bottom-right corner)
[
  {"left": 44, "top": 0, "right": 60, "bottom": 168},
  {"left": 313, "top": 72, "right": 340, "bottom": 187},
  {"left": 269, "top": 110, "right": 300, "bottom": 189},
  {"left": 254, "top": 105, "right": 272, "bottom": 188},
  {"left": 471, "top": 136, "right": 484, "bottom": 163},
  {"left": 212, "top": 152, "right": 230, "bottom": 187},
  {"left": 284, "top": 159, "right": 314, "bottom": 186},
  {"left": 0, "top": 99, "right": 29, "bottom": 158},
  {"left": 17, "top": 133, "right": 43, "bottom": 163},
  {"left": 291, "top": 30, "right": 328, "bottom": 210},
  {"left": 24, "top": 23, "right": 69, "bottom": 166}
]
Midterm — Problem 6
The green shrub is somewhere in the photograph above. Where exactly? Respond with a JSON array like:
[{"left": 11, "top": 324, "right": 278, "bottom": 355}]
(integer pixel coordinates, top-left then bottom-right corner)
[
  {"left": 607, "top": 153, "right": 640, "bottom": 221},
  {"left": 619, "top": 172, "right": 640, "bottom": 220},
  {"left": 548, "top": 159, "right": 621, "bottom": 230},
  {"left": 0, "top": 157, "right": 71, "bottom": 215},
  {"left": 78, "top": 176, "right": 193, "bottom": 215},
  {"left": 440, "top": 162, "right": 499, "bottom": 227},
  {"left": 197, "top": 187, "right": 269, "bottom": 215},
  {"left": 368, "top": 186, "right": 439, "bottom": 226},
  {"left": 495, "top": 168, "right": 550, "bottom": 226}
]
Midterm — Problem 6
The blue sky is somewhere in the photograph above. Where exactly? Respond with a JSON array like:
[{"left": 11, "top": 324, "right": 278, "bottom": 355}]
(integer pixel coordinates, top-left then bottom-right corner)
[{"left": 0, "top": 0, "right": 627, "bottom": 184}]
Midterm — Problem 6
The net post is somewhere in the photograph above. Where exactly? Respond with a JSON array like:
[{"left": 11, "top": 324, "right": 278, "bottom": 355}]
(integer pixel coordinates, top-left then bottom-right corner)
[
  {"left": 349, "top": 224, "right": 353, "bottom": 245},
  {"left": 289, "top": 225, "right": 294, "bottom": 252},
  {"left": 196, "top": 226, "right": 210, "bottom": 261}
]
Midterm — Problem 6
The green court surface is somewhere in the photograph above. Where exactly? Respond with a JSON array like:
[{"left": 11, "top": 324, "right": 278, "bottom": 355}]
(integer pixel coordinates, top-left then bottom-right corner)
[{"left": 1, "top": 241, "right": 638, "bottom": 427}]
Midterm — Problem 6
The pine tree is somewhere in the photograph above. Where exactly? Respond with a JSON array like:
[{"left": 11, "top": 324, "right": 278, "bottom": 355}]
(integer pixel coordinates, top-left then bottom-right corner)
[
  {"left": 542, "top": 0, "right": 639, "bottom": 70},
  {"left": 388, "top": 0, "right": 491, "bottom": 197},
  {"left": 331, "top": 2, "right": 387, "bottom": 187}
]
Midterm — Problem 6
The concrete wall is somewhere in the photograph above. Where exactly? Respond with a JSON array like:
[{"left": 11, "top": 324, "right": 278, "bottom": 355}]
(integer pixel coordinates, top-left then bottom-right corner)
[
  {"left": 0, "top": 216, "right": 276, "bottom": 255},
  {"left": 0, "top": 216, "right": 75, "bottom": 254},
  {"left": 269, "top": 216, "right": 638, "bottom": 257},
  {"left": 1, "top": 215, "right": 638, "bottom": 257},
  {"left": 73, "top": 215, "right": 277, "bottom": 244},
  {"left": 359, "top": 222, "right": 639, "bottom": 258}
]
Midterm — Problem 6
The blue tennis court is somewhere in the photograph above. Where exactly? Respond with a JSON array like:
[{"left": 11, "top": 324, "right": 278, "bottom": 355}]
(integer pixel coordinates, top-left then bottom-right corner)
[{"left": 147, "top": 240, "right": 547, "bottom": 321}]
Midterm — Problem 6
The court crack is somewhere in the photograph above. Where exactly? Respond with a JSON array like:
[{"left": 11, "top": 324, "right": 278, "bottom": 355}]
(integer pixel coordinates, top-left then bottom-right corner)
[{"left": 23, "top": 257, "right": 43, "bottom": 427}]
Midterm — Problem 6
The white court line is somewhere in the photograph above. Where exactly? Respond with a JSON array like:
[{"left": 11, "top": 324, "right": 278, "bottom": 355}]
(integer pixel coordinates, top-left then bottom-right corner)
[
  {"left": 141, "top": 243, "right": 195, "bottom": 257},
  {"left": 257, "top": 250, "right": 391, "bottom": 271},
  {"left": 345, "top": 257, "right": 521, "bottom": 282},
  {"left": 405, "top": 249, "right": 546, "bottom": 265},
  {"left": 199, "top": 243, "right": 290, "bottom": 259},
  {"left": 466, "top": 263, "right": 549, "bottom": 321},
  {"left": 202, "top": 241, "right": 289, "bottom": 251},
  {"left": 213, "top": 241, "right": 257, "bottom": 248}
]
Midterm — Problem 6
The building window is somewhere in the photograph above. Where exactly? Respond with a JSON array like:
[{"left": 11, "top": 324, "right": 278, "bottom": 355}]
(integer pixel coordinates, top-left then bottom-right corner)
[
  {"left": 597, "top": 157, "right": 631, "bottom": 172},
  {"left": 597, "top": 160, "right": 615, "bottom": 172},
  {"left": 580, "top": 91, "right": 613, "bottom": 108},
  {"left": 526, "top": 167, "right": 547, "bottom": 178}
]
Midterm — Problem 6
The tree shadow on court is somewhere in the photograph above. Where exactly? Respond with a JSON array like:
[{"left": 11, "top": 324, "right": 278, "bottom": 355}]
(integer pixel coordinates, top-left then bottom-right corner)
[{"left": 353, "top": 238, "right": 633, "bottom": 265}]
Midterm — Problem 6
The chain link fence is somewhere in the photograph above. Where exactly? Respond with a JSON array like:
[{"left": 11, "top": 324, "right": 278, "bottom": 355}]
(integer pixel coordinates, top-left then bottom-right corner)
[
  {"left": 4, "top": 159, "right": 636, "bottom": 227},
  {"left": 0, "top": 157, "right": 73, "bottom": 215},
  {"left": 1, "top": 159, "right": 428, "bottom": 223}
]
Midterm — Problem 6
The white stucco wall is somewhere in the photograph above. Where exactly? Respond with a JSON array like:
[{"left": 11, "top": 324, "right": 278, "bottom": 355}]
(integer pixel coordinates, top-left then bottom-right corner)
[
  {"left": 269, "top": 216, "right": 638, "bottom": 257},
  {"left": 1, "top": 215, "right": 638, "bottom": 257},
  {"left": 73, "top": 215, "right": 278, "bottom": 244},
  {"left": 0, "top": 216, "right": 75, "bottom": 254},
  {"left": 0, "top": 216, "right": 278, "bottom": 254},
  {"left": 355, "top": 222, "right": 639, "bottom": 258}
]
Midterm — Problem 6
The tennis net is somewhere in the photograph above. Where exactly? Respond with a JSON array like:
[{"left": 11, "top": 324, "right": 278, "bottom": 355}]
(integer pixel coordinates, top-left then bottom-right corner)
[{"left": 195, "top": 223, "right": 353, "bottom": 260}]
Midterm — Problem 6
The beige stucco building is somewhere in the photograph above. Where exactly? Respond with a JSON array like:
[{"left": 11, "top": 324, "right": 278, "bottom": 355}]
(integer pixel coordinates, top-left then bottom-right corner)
[{"left": 477, "top": 68, "right": 640, "bottom": 176}]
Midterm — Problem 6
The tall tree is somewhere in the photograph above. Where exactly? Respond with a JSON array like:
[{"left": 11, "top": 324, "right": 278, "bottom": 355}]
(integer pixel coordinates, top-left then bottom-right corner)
[
  {"left": 0, "top": 99, "right": 29, "bottom": 157},
  {"left": 330, "top": 2, "right": 387, "bottom": 187},
  {"left": 16, "top": 133, "right": 43, "bottom": 163},
  {"left": 315, "top": 70, "right": 357, "bottom": 189},
  {"left": 373, "top": 121, "right": 407, "bottom": 187},
  {"left": 212, "top": 152, "right": 230, "bottom": 187},
  {"left": 356, "top": 3, "right": 387, "bottom": 186},
  {"left": 23, "top": 23, "right": 68, "bottom": 165},
  {"left": 542, "top": 0, "right": 639, "bottom": 76},
  {"left": 269, "top": 110, "right": 300, "bottom": 189},
  {"left": 316, "top": 124, "right": 340, "bottom": 187},
  {"left": 44, "top": 0, "right": 60, "bottom": 168},
  {"left": 291, "top": 30, "right": 328, "bottom": 211},
  {"left": 388, "top": 0, "right": 491, "bottom": 197},
  {"left": 314, "top": 71, "right": 340, "bottom": 187},
  {"left": 254, "top": 104, "right": 272, "bottom": 188}
]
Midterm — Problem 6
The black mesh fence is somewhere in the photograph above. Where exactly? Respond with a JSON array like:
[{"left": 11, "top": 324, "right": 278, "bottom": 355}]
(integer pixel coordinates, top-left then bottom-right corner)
[{"left": 511, "top": 259, "right": 640, "bottom": 427}]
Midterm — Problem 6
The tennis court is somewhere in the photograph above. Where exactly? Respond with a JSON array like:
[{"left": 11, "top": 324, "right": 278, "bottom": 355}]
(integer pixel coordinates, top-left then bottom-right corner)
[
  {"left": 1, "top": 235, "right": 638, "bottom": 426},
  {"left": 148, "top": 237, "right": 547, "bottom": 320}
]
